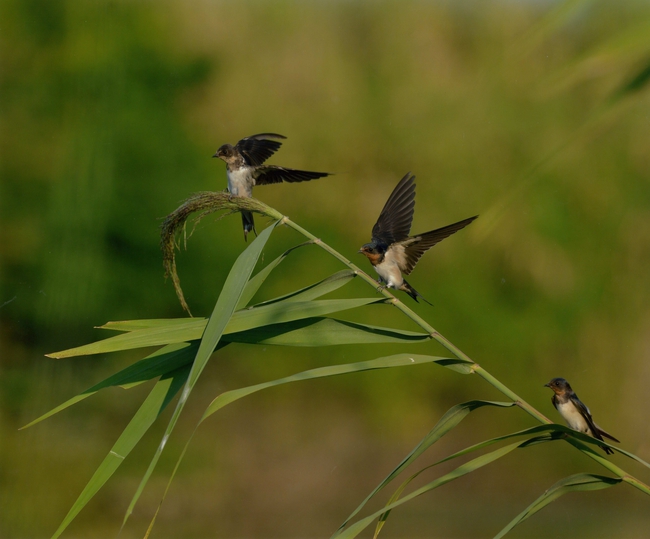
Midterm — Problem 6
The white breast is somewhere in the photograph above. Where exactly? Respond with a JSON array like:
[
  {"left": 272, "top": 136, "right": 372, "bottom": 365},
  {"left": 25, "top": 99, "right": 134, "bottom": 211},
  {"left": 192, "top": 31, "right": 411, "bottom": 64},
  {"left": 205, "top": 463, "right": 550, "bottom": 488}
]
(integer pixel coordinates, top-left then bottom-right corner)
[
  {"left": 227, "top": 168, "right": 253, "bottom": 197},
  {"left": 375, "top": 249, "right": 405, "bottom": 289},
  {"left": 557, "top": 401, "right": 591, "bottom": 435}
]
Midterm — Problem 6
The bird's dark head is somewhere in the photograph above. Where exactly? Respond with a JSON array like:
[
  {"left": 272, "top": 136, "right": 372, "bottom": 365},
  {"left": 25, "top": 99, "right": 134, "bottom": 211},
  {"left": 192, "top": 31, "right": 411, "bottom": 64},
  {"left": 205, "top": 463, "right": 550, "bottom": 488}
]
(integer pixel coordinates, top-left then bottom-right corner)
[
  {"left": 212, "top": 144, "right": 235, "bottom": 161},
  {"left": 545, "top": 377, "right": 571, "bottom": 395},
  {"left": 358, "top": 243, "right": 384, "bottom": 265}
]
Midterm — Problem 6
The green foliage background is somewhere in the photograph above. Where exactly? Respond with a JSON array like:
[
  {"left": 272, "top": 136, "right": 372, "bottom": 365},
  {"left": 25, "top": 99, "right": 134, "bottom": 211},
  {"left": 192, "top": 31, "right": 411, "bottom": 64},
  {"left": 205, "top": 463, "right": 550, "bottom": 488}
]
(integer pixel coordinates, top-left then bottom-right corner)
[{"left": 1, "top": 0, "right": 650, "bottom": 537}]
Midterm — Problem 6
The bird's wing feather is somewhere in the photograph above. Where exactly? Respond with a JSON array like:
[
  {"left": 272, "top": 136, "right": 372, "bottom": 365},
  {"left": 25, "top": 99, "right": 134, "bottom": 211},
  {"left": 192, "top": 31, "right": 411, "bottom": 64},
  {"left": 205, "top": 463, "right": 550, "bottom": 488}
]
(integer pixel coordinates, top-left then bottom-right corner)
[
  {"left": 253, "top": 166, "right": 330, "bottom": 185},
  {"left": 399, "top": 215, "right": 478, "bottom": 275},
  {"left": 593, "top": 423, "right": 620, "bottom": 443},
  {"left": 570, "top": 395, "right": 605, "bottom": 441},
  {"left": 236, "top": 133, "right": 287, "bottom": 166},
  {"left": 371, "top": 172, "right": 416, "bottom": 245}
]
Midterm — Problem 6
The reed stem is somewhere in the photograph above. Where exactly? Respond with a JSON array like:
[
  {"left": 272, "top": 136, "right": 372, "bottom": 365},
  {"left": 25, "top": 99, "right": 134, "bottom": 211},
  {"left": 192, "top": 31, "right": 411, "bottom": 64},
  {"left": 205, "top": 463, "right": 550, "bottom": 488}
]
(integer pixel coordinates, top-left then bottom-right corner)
[{"left": 280, "top": 215, "right": 650, "bottom": 496}]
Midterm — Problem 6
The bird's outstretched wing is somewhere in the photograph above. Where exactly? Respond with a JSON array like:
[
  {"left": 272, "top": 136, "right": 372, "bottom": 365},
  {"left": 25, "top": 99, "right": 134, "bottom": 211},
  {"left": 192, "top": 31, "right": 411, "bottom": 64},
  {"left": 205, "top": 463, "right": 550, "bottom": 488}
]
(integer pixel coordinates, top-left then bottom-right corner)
[
  {"left": 253, "top": 166, "right": 330, "bottom": 185},
  {"left": 371, "top": 172, "right": 416, "bottom": 246},
  {"left": 236, "top": 133, "right": 287, "bottom": 166},
  {"left": 400, "top": 215, "right": 478, "bottom": 275}
]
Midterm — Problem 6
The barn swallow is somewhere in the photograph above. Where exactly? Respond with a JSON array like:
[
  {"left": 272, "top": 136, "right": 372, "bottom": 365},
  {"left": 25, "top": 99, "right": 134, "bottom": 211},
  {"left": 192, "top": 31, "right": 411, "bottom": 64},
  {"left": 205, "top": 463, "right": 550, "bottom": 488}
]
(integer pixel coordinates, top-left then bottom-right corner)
[
  {"left": 545, "top": 377, "right": 620, "bottom": 455},
  {"left": 358, "top": 172, "right": 477, "bottom": 304},
  {"left": 213, "top": 133, "right": 331, "bottom": 240}
]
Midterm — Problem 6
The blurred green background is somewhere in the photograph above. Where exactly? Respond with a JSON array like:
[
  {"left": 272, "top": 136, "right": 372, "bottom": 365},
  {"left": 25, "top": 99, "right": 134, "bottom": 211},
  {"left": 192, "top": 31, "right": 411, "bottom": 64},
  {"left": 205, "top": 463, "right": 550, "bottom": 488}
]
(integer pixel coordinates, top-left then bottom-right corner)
[{"left": 2, "top": 0, "right": 650, "bottom": 537}]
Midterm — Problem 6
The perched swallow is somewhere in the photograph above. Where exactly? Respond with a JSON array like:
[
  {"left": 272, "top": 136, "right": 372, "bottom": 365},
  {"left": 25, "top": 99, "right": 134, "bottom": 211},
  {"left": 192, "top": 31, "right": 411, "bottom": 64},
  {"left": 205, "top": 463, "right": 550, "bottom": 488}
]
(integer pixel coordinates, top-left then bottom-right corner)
[
  {"left": 213, "top": 133, "right": 331, "bottom": 240},
  {"left": 358, "top": 172, "right": 477, "bottom": 304},
  {"left": 545, "top": 377, "right": 620, "bottom": 455}
]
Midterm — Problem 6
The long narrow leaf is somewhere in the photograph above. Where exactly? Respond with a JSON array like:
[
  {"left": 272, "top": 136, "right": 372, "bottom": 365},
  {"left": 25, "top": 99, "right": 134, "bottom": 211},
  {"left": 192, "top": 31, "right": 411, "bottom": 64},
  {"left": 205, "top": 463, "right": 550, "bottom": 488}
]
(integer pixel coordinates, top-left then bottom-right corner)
[
  {"left": 22, "top": 343, "right": 201, "bottom": 429},
  {"left": 562, "top": 430, "right": 650, "bottom": 470},
  {"left": 338, "top": 400, "right": 516, "bottom": 531},
  {"left": 427, "top": 424, "right": 559, "bottom": 468},
  {"left": 412, "top": 422, "right": 650, "bottom": 473},
  {"left": 200, "top": 354, "right": 457, "bottom": 421},
  {"left": 251, "top": 269, "right": 357, "bottom": 307},
  {"left": 99, "top": 268, "right": 355, "bottom": 334},
  {"left": 48, "top": 298, "right": 386, "bottom": 358},
  {"left": 30, "top": 319, "right": 435, "bottom": 428},
  {"left": 236, "top": 241, "right": 313, "bottom": 309},
  {"left": 47, "top": 320, "right": 206, "bottom": 358},
  {"left": 368, "top": 422, "right": 647, "bottom": 538},
  {"left": 371, "top": 422, "right": 649, "bottom": 478},
  {"left": 449, "top": 422, "right": 650, "bottom": 470},
  {"left": 372, "top": 433, "right": 553, "bottom": 537},
  {"left": 410, "top": 423, "right": 608, "bottom": 472},
  {"left": 80, "top": 316, "right": 433, "bottom": 355},
  {"left": 51, "top": 365, "right": 190, "bottom": 539},
  {"left": 98, "top": 319, "right": 200, "bottom": 332},
  {"left": 120, "top": 221, "right": 278, "bottom": 530},
  {"left": 141, "top": 353, "right": 458, "bottom": 537},
  {"left": 333, "top": 440, "right": 530, "bottom": 539},
  {"left": 227, "top": 298, "right": 387, "bottom": 333},
  {"left": 223, "top": 317, "right": 431, "bottom": 346},
  {"left": 493, "top": 473, "right": 622, "bottom": 539}
]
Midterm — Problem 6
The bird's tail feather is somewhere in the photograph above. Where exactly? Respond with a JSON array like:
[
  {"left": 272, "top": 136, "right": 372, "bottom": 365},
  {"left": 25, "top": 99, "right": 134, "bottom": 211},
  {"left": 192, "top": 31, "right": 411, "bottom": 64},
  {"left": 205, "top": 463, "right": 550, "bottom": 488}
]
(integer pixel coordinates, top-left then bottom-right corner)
[
  {"left": 401, "top": 279, "right": 432, "bottom": 306},
  {"left": 596, "top": 425, "right": 620, "bottom": 443},
  {"left": 591, "top": 426, "right": 618, "bottom": 454},
  {"left": 241, "top": 211, "right": 257, "bottom": 242}
]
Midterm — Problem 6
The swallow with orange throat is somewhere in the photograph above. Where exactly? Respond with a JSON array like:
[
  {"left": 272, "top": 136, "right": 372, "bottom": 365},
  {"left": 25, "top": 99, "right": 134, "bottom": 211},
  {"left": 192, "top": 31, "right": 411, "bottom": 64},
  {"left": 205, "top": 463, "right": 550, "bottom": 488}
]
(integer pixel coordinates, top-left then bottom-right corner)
[
  {"left": 545, "top": 377, "right": 619, "bottom": 455},
  {"left": 358, "top": 172, "right": 477, "bottom": 304}
]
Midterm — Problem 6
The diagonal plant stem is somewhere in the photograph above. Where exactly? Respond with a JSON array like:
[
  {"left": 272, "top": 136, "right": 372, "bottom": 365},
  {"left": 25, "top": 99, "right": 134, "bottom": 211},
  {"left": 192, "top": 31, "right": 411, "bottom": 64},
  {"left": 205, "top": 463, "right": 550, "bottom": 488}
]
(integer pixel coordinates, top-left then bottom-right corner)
[
  {"left": 278, "top": 215, "right": 650, "bottom": 496},
  {"left": 281, "top": 217, "right": 545, "bottom": 414},
  {"left": 163, "top": 195, "right": 649, "bottom": 495}
]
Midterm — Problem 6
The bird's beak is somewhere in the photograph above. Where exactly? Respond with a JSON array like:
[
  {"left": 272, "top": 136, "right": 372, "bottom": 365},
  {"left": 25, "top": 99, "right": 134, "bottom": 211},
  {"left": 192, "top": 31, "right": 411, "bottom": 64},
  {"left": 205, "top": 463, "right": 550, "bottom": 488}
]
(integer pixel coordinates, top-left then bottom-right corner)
[
  {"left": 544, "top": 383, "right": 550, "bottom": 388},
  {"left": 212, "top": 152, "right": 218, "bottom": 158},
  {"left": 357, "top": 249, "right": 363, "bottom": 254}
]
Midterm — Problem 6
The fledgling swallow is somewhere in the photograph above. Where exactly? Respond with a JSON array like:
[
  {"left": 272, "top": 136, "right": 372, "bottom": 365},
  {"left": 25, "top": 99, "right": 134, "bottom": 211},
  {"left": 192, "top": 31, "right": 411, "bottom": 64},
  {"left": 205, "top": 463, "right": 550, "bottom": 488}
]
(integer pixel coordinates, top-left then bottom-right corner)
[
  {"left": 213, "top": 133, "right": 331, "bottom": 240},
  {"left": 358, "top": 172, "right": 477, "bottom": 304},
  {"left": 545, "top": 377, "right": 620, "bottom": 455}
]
